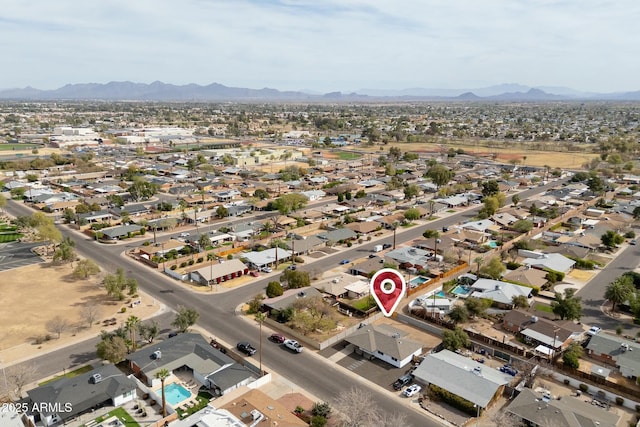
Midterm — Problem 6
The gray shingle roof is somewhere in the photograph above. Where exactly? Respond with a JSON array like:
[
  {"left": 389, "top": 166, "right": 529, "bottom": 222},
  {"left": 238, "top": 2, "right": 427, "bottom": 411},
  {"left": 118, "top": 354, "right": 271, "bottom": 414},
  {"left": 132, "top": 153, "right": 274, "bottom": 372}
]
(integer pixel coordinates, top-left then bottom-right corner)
[
  {"left": 412, "top": 349, "right": 511, "bottom": 407},
  {"left": 345, "top": 325, "right": 422, "bottom": 361}
]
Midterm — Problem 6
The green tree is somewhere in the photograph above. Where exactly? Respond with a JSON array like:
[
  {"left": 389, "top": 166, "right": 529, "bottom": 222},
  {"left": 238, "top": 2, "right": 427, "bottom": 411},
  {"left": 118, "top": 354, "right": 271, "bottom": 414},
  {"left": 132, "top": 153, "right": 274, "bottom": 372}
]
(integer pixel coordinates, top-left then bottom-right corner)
[
  {"left": 172, "top": 306, "right": 199, "bottom": 332},
  {"left": 422, "top": 229, "right": 440, "bottom": 239},
  {"left": 562, "top": 342, "right": 583, "bottom": 369},
  {"left": 125, "top": 315, "right": 141, "bottom": 351},
  {"left": 127, "top": 177, "right": 159, "bottom": 202},
  {"left": 633, "top": 206, "right": 640, "bottom": 220},
  {"left": 103, "top": 268, "right": 138, "bottom": 300},
  {"left": 404, "top": 208, "right": 421, "bottom": 222},
  {"left": 481, "top": 180, "right": 500, "bottom": 197},
  {"left": 512, "top": 219, "right": 533, "bottom": 233},
  {"left": 426, "top": 164, "right": 455, "bottom": 188},
  {"left": 272, "top": 193, "right": 308, "bottom": 215},
  {"left": 72, "top": 259, "right": 101, "bottom": 279},
  {"left": 442, "top": 327, "right": 470, "bottom": 351},
  {"left": 511, "top": 194, "right": 521, "bottom": 206},
  {"left": 601, "top": 230, "right": 624, "bottom": 249},
  {"left": 198, "top": 233, "right": 211, "bottom": 249},
  {"left": 155, "top": 368, "right": 170, "bottom": 417},
  {"left": 254, "top": 188, "right": 269, "bottom": 200},
  {"left": 604, "top": 276, "right": 635, "bottom": 312},
  {"left": 448, "top": 305, "right": 469, "bottom": 324},
  {"left": 53, "top": 238, "right": 77, "bottom": 265},
  {"left": 138, "top": 320, "right": 160, "bottom": 343},
  {"left": 511, "top": 295, "right": 530, "bottom": 309},
  {"left": 552, "top": 289, "right": 582, "bottom": 321},
  {"left": 587, "top": 176, "right": 606, "bottom": 194},
  {"left": 403, "top": 184, "right": 420, "bottom": 201},
  {"left": 480, "top": 257, "right": 506, "bottom": 279},
  {"left": 464, "top": 297, "right": 491, "bottom": 318},
  {"left": 216, "top": 205, "right": 229, "bottom": 218},
  {"left": 96, "top": 335, "right": 128, "bottom": 363},
  {"left": 266, "top": 281, "right": 284, "bottom": 298},
  {"left": 479, "top": 195, "right": 499, "bottom": 217},
  {"left": 281, "top": 269, "right": 311, "bottom": 289}
]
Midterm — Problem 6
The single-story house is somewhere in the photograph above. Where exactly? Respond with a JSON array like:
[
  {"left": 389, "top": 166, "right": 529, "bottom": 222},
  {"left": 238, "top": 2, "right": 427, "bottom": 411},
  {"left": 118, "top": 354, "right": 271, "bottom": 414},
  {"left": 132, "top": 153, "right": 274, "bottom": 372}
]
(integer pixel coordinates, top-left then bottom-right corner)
[
  {"left": 412, "top": 349, "right": 512, "bottom": 409},
  {"left": 25, "top": 364, "right": 136, "bottom": 426},
  {"left": 99, "top": 224, "right": 145, "bottom": 240},
  {"left": 507, "top": 388, "right": 620, "bottom": 427},
  {"left": 586, "top": 333, "right": 640, "bottom": 379},
  {"left": 128, "top": 333, "right": 254, "bottom": 396},
  {"left": 262, "top": 287, "right": 323, "bottom": 312},
  {"left": 502, "top": 267, "right": 548, "bottom": 289},
  {"left": 461, "top": 219, "right": 496, "bottom": 233},
  {"left": 519, "top": 251, "right": 576, "bottom": 274},
  {"left": 469, "top": 279, "right": 532, "bottom": 309},
  {"left": 317, "top": 228, "right": 357, "bottom": 242},
  {"left": 242, "top": 248, "right": 293, "bottom": 269},
  {"left": 344, "top": 324, "right": 423, "bottom": 368},
  {"left": 189, "top": 259, "right": 249, "bottom": 286}
]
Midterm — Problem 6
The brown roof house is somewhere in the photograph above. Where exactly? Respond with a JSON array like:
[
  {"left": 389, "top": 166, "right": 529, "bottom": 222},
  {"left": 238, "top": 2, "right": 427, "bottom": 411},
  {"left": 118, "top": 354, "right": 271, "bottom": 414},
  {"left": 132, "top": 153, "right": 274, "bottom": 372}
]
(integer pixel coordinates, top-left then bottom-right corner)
[{"left": 345, "top": 324, "right": 423, "bottom": 368}]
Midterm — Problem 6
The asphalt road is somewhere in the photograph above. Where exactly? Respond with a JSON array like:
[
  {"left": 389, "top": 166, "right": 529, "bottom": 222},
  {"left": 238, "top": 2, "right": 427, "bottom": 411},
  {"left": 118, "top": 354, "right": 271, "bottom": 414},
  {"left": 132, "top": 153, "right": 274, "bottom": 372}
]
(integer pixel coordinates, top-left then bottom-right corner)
[
  {"left": 4, "top": 180, "right": 566, "bottom": 427},
  {"left": 577, "top": 244, "right": 640, "bottom": 337}
]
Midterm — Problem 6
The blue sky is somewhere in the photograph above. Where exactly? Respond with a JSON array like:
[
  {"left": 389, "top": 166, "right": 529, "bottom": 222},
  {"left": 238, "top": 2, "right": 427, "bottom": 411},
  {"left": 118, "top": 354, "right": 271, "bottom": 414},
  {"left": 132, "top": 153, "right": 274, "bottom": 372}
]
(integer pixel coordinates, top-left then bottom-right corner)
[{"left": 3, "top": 0, "right": 639, "bottom": 93}]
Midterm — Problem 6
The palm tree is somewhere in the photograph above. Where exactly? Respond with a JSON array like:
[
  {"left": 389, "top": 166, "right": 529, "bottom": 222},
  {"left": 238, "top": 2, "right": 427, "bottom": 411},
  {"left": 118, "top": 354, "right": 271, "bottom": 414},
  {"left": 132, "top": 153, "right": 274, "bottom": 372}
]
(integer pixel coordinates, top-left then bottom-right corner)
[
  {"left": 207, "top": 252, "right": 216, "bottom": 291},
  {"left": 125, "top": 315, "right": 141, "bottom": 351},
  {"left": 604, "top": 277, "right": 634, "bottom": 312},
  {"left": 155, "top": 368, "right": 170, "bottom": 417},
  {"left": 474, "top": 257, "right": 484, "bottom": 274}
]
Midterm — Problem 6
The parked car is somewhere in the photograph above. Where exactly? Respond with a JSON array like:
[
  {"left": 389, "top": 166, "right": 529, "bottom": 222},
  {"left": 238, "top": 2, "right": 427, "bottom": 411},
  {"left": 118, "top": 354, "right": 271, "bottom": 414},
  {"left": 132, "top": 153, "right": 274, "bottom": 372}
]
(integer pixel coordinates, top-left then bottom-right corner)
[
  {"left": 284, "top": 339, "right": 304, "bottom": 353},
  {"left": 236, "top": 341, "right": 257, "bottom": 356},
  {"left": 392, "top": 373, "right": 413, "bottom": 390},
  {"left": 631, "top": 240, "right": 637, "bottom": 246},
  {"left": 587, "top": 326, "right": 602, "bottom": 336},
  {"left": 287, "top": 265, "right": 297, "bottom": 270},
  {"left": 403, "top": 384, "right": 422, "bottom": 397},
  {"left": 500, "top": 364, "right": 518, "bottom": 376},
  {"left": 270, "top": 333, "right": 286, "bottom": 343},
  {"left": 260, "top": 266, "right": 273, "bottom": 273},
  {"left": 179, "top": 232, "right": 190, "bottom": 237},
  {"left": 168, "top": 332, "right": 179, "bottom": 338},
  {"left": 382, "top": 243, "right": 392, "bottom": 249},
  {"left": 249, "top": 271, "right": 259, "bottom": 277},
  {"left": 339, "top": 259, "right": 350, "bottom": 265}
]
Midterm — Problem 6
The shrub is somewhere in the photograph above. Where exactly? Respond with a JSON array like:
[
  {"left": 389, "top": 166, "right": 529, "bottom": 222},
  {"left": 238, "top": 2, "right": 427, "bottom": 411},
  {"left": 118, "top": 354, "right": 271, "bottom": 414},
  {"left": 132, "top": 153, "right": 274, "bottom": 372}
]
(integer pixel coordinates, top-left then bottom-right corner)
[
  {"left": 227, "top": 254, "right": 233, "bottom": 260},
  {"left": 564, "top": 379, "right": 570, "bottom": 385},
  {"left": 170, "top": 265, "right": 177, "bottom": 270},
  {"left": 625, "top": 231, "right": 636, "bottom": 239},
  {"left": 196, "top": 257, "right": 203, "bottom": 263},
  {"left": 310, "top": 416, "right": 327, "bottom": 427},
  {"left": 635, "top": 404, "right": 640, "bottom": 413},
  {"left": 180, "top": 262, "right": 187, "bottom": 268},
  {"left": 266, "top": 281, "right": 284, "bottom": 298},
  {"left": 120, "top": 307, "right": 127, "bottom": 313},
  {"left": 579, "top": 383, "right": 589, "bottom": 392},
  {"left": 428, "top": 384, "right": 477, "bottom": 416},
  {"left": 312, "top": 402, "right": 331, "bottom": 418},
  {"left": 506, "top": 261, "right": 521, "bottom": 270},
  {"left": 615, "top": 396, "right": 624, "bottom": 406},
  {"left": 346, "top": 242, "right": 352, "bottom": 247},
  {"left": 294, "top": 256, "right": 304, "bottom": 263},
  {"left": 188, "top": 259, "right": 194, "bottom": 265}
]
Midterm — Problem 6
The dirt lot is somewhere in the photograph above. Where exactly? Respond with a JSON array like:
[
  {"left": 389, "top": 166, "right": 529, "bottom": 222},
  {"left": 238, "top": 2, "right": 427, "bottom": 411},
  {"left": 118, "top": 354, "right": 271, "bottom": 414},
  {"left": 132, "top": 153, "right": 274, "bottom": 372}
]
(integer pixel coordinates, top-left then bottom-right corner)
[{"left": 0, "top": 262, "right": 160, "bottom": 365}]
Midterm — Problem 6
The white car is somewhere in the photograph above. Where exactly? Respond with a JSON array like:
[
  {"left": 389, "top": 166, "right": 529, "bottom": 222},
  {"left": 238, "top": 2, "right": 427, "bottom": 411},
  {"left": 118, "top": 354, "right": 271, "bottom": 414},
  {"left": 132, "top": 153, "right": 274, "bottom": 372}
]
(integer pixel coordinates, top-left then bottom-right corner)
[
  {"left": 260, "top": 266, "right": 273, "bottom": 273},
  {"left": 587, "top": 326, "right": 601, "bottom": 336},
  {"left": 284, "top": 339, "right": 303, "bottom": 353},
  {"left": 179, "top": 232, "right": 190, "bottom": 238},
  {"left": 403, "top": 384, "right": 422, "bottom": 397}
]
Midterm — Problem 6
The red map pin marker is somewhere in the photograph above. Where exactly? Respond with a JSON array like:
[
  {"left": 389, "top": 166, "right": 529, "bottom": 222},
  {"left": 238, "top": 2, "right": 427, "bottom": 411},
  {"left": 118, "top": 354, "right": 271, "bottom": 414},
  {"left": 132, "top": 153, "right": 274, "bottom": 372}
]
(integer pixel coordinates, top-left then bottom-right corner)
[{"left": 370, "top": 268, "right": 406, "bottom": 317}]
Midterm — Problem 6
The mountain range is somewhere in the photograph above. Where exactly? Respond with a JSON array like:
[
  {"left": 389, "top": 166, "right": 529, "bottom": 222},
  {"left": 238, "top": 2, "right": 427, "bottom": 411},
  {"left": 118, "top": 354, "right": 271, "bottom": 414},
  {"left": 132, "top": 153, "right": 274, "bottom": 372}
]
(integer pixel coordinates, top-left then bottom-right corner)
[{"left": 0, "top": 81, "right": 639, "bottom": 102}]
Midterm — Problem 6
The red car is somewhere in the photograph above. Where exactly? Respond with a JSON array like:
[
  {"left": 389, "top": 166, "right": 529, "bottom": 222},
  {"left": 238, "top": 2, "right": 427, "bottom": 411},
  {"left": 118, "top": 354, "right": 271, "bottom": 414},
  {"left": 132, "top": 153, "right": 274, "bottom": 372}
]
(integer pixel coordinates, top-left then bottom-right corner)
[
  {"left": 249, "top": 271, "right": 259, "bottom": 277},
  {"left": 270, "top": 333, "right": 286, "bottom": 343}
]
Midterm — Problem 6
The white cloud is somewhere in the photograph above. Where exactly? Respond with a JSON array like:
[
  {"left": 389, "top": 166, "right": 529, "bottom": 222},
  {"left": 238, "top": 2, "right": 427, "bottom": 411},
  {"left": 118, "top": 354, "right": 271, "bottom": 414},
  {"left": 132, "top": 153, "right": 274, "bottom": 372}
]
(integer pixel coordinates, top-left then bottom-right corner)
[{"left": 1, "top": 0, "right": 639, "bottom": 92}]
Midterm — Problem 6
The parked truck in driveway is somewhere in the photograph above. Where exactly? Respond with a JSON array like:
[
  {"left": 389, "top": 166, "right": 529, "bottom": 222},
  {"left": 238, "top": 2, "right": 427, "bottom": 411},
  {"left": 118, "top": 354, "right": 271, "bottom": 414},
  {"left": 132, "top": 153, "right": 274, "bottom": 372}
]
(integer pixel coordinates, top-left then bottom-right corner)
[{"left": 372, "top": 244, "right": 383, "bottom": 253}]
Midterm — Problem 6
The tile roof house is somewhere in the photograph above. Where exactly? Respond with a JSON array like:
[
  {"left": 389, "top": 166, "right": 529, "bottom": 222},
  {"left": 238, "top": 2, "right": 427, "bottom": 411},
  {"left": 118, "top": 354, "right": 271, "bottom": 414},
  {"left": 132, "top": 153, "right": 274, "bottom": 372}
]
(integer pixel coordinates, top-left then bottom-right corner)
[
  {"left": 344, "top": 324, "right": 423, "bottom": 368},
  {"left": 25, "top": 364, "right": 136, "bottom": 426},
  {"left": 127, "top": 333, "right": 254, "bottom": 396},
  {"left": 412, "top": 349, "right": 512, "bottom": 409},
  {"left": 507, "top": 388, "right": 620, "bottom": 427}
]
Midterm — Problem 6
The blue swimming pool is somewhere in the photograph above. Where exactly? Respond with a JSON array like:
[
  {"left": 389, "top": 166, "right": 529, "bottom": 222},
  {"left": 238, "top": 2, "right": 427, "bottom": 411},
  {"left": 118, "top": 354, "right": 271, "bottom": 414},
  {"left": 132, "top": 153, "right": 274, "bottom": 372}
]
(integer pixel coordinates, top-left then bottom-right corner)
[
  {"left": 451, "top": 284, "right": 472, "bottom": 297},
  {"left": 409, "top": 276, "right": 430, "bottom": 287},
  {"left": 162, "top": 383, "right": 191, "bottom": 407},
  {"left": 486, "top": 241, "right": 499, "bottom": 249},
  {"left": 435, "top": 290, "right": 447, "bottom": 298}
]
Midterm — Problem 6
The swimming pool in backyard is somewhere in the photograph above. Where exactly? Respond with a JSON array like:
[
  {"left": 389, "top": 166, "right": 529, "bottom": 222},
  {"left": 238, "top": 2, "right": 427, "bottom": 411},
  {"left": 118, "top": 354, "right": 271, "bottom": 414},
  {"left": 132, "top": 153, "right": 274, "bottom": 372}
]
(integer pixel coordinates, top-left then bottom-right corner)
[
  {"left": 409, "top": 276, "right": 431, "bottom": 288},
  {"left": 162, "top": 383, "right": 191, "bottom": 407},
  {"left": 451, "top": 284, "right": 473, "bottom": 297}
]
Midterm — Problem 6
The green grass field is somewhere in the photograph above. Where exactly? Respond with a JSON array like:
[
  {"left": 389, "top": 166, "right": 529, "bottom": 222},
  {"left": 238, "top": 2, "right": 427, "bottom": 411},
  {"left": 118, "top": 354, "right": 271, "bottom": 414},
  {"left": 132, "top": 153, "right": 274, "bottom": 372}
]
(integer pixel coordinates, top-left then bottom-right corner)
[
  {"left": 336, "top": 151, "right": 362, "bottom": 160},
  {"left": 83, "top": 407, "right": 138, "bottom": 427},
  {"left": 534, "top": 303, "right": 553, "bottom": 313},
  {"left": 0, "top": 143, "right": 41, "bottom": 151},
  {"left": 38, "top": 365, "right": 95, "bottom": 386},
  {"left": 0, "top": 233, "right": 22, "bottom": 243}
]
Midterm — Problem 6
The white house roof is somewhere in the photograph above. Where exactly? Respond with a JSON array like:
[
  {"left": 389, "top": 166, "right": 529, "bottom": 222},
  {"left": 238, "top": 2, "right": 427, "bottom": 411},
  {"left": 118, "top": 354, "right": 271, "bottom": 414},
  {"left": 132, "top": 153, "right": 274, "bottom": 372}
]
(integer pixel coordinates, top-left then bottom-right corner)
[
  {"left": 461, "top": 219, "right": 496, "bottom": 232},
  {"left": 242, "top": 248, "right": 292, "bottom": 267},
  {"left": 412, "top": 349, "right": 511, "bottom": 408},
  {"left": 471, "top": 279, "right": 532, "bottom": 305},
  {"left": 522, "top": 252, "right": 576, "bottom": 273}
]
